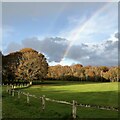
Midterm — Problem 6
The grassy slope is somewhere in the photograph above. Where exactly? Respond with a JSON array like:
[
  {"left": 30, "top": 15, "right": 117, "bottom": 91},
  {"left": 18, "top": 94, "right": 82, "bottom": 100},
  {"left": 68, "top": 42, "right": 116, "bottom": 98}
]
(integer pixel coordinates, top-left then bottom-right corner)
[{"left": 2, "top": 82, "right": 119, "bottom": 119}]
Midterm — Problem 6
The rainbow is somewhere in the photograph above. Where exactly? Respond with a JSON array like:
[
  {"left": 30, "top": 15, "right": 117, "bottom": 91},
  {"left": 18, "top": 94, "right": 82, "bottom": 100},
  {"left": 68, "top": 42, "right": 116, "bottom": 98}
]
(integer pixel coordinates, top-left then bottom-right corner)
[{"left": 60, "top": 2, "right": 111, "bottom": 65}]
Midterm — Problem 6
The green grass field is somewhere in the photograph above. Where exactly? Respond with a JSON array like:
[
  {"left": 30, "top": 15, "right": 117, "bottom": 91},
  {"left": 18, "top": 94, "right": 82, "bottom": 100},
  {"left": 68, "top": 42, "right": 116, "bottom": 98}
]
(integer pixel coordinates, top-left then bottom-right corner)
[{"left": 2, "top": 81, "right": 119, "bottom": 119}]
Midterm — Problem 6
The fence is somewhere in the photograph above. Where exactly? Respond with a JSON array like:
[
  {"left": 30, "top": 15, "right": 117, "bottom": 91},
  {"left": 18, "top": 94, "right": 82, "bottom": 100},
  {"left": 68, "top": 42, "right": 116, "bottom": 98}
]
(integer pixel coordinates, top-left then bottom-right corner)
[{"left": 6, "top": 85, "right": 118, "bottom": 119}]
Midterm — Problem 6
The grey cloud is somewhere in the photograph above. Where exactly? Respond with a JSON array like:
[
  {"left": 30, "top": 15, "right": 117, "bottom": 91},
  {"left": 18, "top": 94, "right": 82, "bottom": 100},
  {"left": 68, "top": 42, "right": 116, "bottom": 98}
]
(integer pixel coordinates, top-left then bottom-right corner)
[
  {"left": 22, "top": 37, "right": 67, "bottom": 62},
  {"left": 4, "top": 33, "right": 118, "bottom": 66},
  {"left": 22, "top": 37, "right": 41, "bottom": 51},
  {"left": 65, "top": 39, "right": 118, "bottom": 66},
  {"left": 105, "top": 40, "right": 118, "bottom": 50},
  {"left": 49, "top": 37, "right": 67, "bottom": 42},
  {"left": 115, "top": 32, "right": 120, "bottom": 39},
  {"left": 81, "top": 43, "right": 89, "bottom": 48},
  {"left": 4, "top": 42, "right": 22, "bottom": 54},
  {"left": 67, "top": 45, "right": 92, "bottom": 60},
  {"left": 82, "top": 40, "right": 118, "bottom": 66}
]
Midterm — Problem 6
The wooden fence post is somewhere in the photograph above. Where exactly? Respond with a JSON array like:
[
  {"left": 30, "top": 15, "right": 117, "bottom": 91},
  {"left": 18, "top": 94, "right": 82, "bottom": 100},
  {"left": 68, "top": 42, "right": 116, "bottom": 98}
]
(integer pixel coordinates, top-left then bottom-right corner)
[
  {"left": 9, "top": 88, "right": 11, "bottom": 95},
  {"left": 11, "top": 85, "right": 13, "bottom": 89},
  {"left": 41, "top": 95, "right": 45, "bottom": 111},
  {"left": 12, "top": 89, "right": 15, "bottom": 97},
  {"left": 72, "top": 100, "right": 77, "bottom": 119},
  {"left": 27, "top": 93, "right": 30, "bottom": 104},
  {"left": 6, "top": 86, "right": 9, "bottom": 93},
  {"left": 18, "top": 91, "right": 20, "bottom": 99}
]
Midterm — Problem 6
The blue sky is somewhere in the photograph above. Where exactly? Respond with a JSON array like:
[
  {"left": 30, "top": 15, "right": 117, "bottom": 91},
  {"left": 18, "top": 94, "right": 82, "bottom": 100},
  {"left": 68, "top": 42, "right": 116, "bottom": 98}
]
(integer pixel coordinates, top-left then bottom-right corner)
[{"left": 2, "top": 2, "right": 118, "bottom": 66}]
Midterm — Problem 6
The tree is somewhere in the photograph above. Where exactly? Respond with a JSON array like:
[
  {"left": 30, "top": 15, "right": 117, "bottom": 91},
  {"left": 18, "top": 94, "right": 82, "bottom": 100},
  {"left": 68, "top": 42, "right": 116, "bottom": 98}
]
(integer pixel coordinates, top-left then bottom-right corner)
[
  {"left": 106, "top": 67, "right": 118, "bottom": 82},
  {"left": 0, "top": 51, "right": 2, "bottom": 84},
  {"left": 2, "top": 48, "right": 48, "bottom": 84},
  {"left": 16, "top": 48, "right": 48, "bottom": 82},
  {"left": 2, "top": 51, "right": 22, "bottom": 84}
]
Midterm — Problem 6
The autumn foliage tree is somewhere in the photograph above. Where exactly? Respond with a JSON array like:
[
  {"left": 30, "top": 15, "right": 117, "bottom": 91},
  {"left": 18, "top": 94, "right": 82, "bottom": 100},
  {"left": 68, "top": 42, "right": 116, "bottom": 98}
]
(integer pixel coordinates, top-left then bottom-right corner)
[
  {"left": 2, "top": 48, "right": 119, "bottom": 83},
  {"left": 0, "top": 51, "right": 2, "bottom": 84},
  {"left": 2, "top": 48, "right": 48, "bottom": 84},
  {"left": 103, "top": 67, "right": 119, "bottom": 82},
  {"left": 2, "top": 52, "right": 22, "bottom": 84},
  {"left": 16, "top": 48, "right": 48, "bottom": 82},
  {"left": 47, "top": 64, "right": 119, "bottom": 82}
]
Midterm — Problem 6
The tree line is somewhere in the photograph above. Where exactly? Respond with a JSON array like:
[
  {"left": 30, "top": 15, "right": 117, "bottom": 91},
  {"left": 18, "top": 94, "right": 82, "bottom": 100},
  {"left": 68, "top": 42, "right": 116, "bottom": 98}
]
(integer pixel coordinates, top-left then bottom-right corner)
[
  {"left": 0, "top": 48, "right": 119, "bottom": 84},
  {"left": 47, "top": 64, "right": 119, "bottom": 82}
]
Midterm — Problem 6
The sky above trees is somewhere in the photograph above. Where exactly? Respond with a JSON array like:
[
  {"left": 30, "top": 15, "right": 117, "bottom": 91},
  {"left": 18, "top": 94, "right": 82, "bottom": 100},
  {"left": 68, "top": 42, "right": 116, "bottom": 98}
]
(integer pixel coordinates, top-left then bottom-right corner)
[{"left": 2, "top": 2, "right": 118, "bottom": 66}]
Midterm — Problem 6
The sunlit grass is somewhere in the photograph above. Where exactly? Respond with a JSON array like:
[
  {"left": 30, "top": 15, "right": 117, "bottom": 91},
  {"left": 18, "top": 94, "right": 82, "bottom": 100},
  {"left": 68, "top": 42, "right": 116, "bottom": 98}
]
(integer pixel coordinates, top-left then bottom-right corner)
[
  {"left": 22, "top": 82, "right": 118, "bottom": 106},
  {"left": 2, "top": 81, "right": 119, "bottom": 119},
  {"left": 31, "top": 82, "right": 118, "bottom": 92}
]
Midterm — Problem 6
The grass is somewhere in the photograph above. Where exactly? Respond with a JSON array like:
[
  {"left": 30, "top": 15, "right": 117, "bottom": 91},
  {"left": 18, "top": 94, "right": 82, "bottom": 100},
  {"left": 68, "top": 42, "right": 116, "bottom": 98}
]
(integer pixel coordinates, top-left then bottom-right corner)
[
  {"left": 0, "top": 86, "right": 2, "bottom": 119},
  {"left": 2, "top": 81, "right": 119, "bottom": 119}
]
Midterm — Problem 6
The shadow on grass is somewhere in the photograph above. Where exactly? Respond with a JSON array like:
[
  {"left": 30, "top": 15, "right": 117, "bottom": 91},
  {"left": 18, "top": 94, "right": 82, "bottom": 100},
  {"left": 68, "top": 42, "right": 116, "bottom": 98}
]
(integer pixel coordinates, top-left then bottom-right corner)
[
  {"left": 32, "top": 80, "right": 110, "bottom": 86},
  {"left": 2, "top": 88, "right": 118, "bottom": 119},
  {"left": 1, "top": 118, "right": 119, "bottom": 120}
]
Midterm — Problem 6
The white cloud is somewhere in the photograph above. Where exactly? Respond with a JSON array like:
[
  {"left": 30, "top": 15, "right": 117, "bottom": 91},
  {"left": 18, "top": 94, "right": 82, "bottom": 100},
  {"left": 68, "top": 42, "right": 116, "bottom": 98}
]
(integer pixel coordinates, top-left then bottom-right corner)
[
  {"left": 3, "top": 42, "right": 22, "bottom": 55},
  {"left": 4, "top": 31, "right": 118, "bottom": 66},
  {"left": 107, "top": 31, "right": 118, "bottom": 42},
  {"left": 2, "top": 2, "right": 118, "bottom": 66},
  {"left": 59, "top": 58, "right": 80, "bottom": 66}
]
